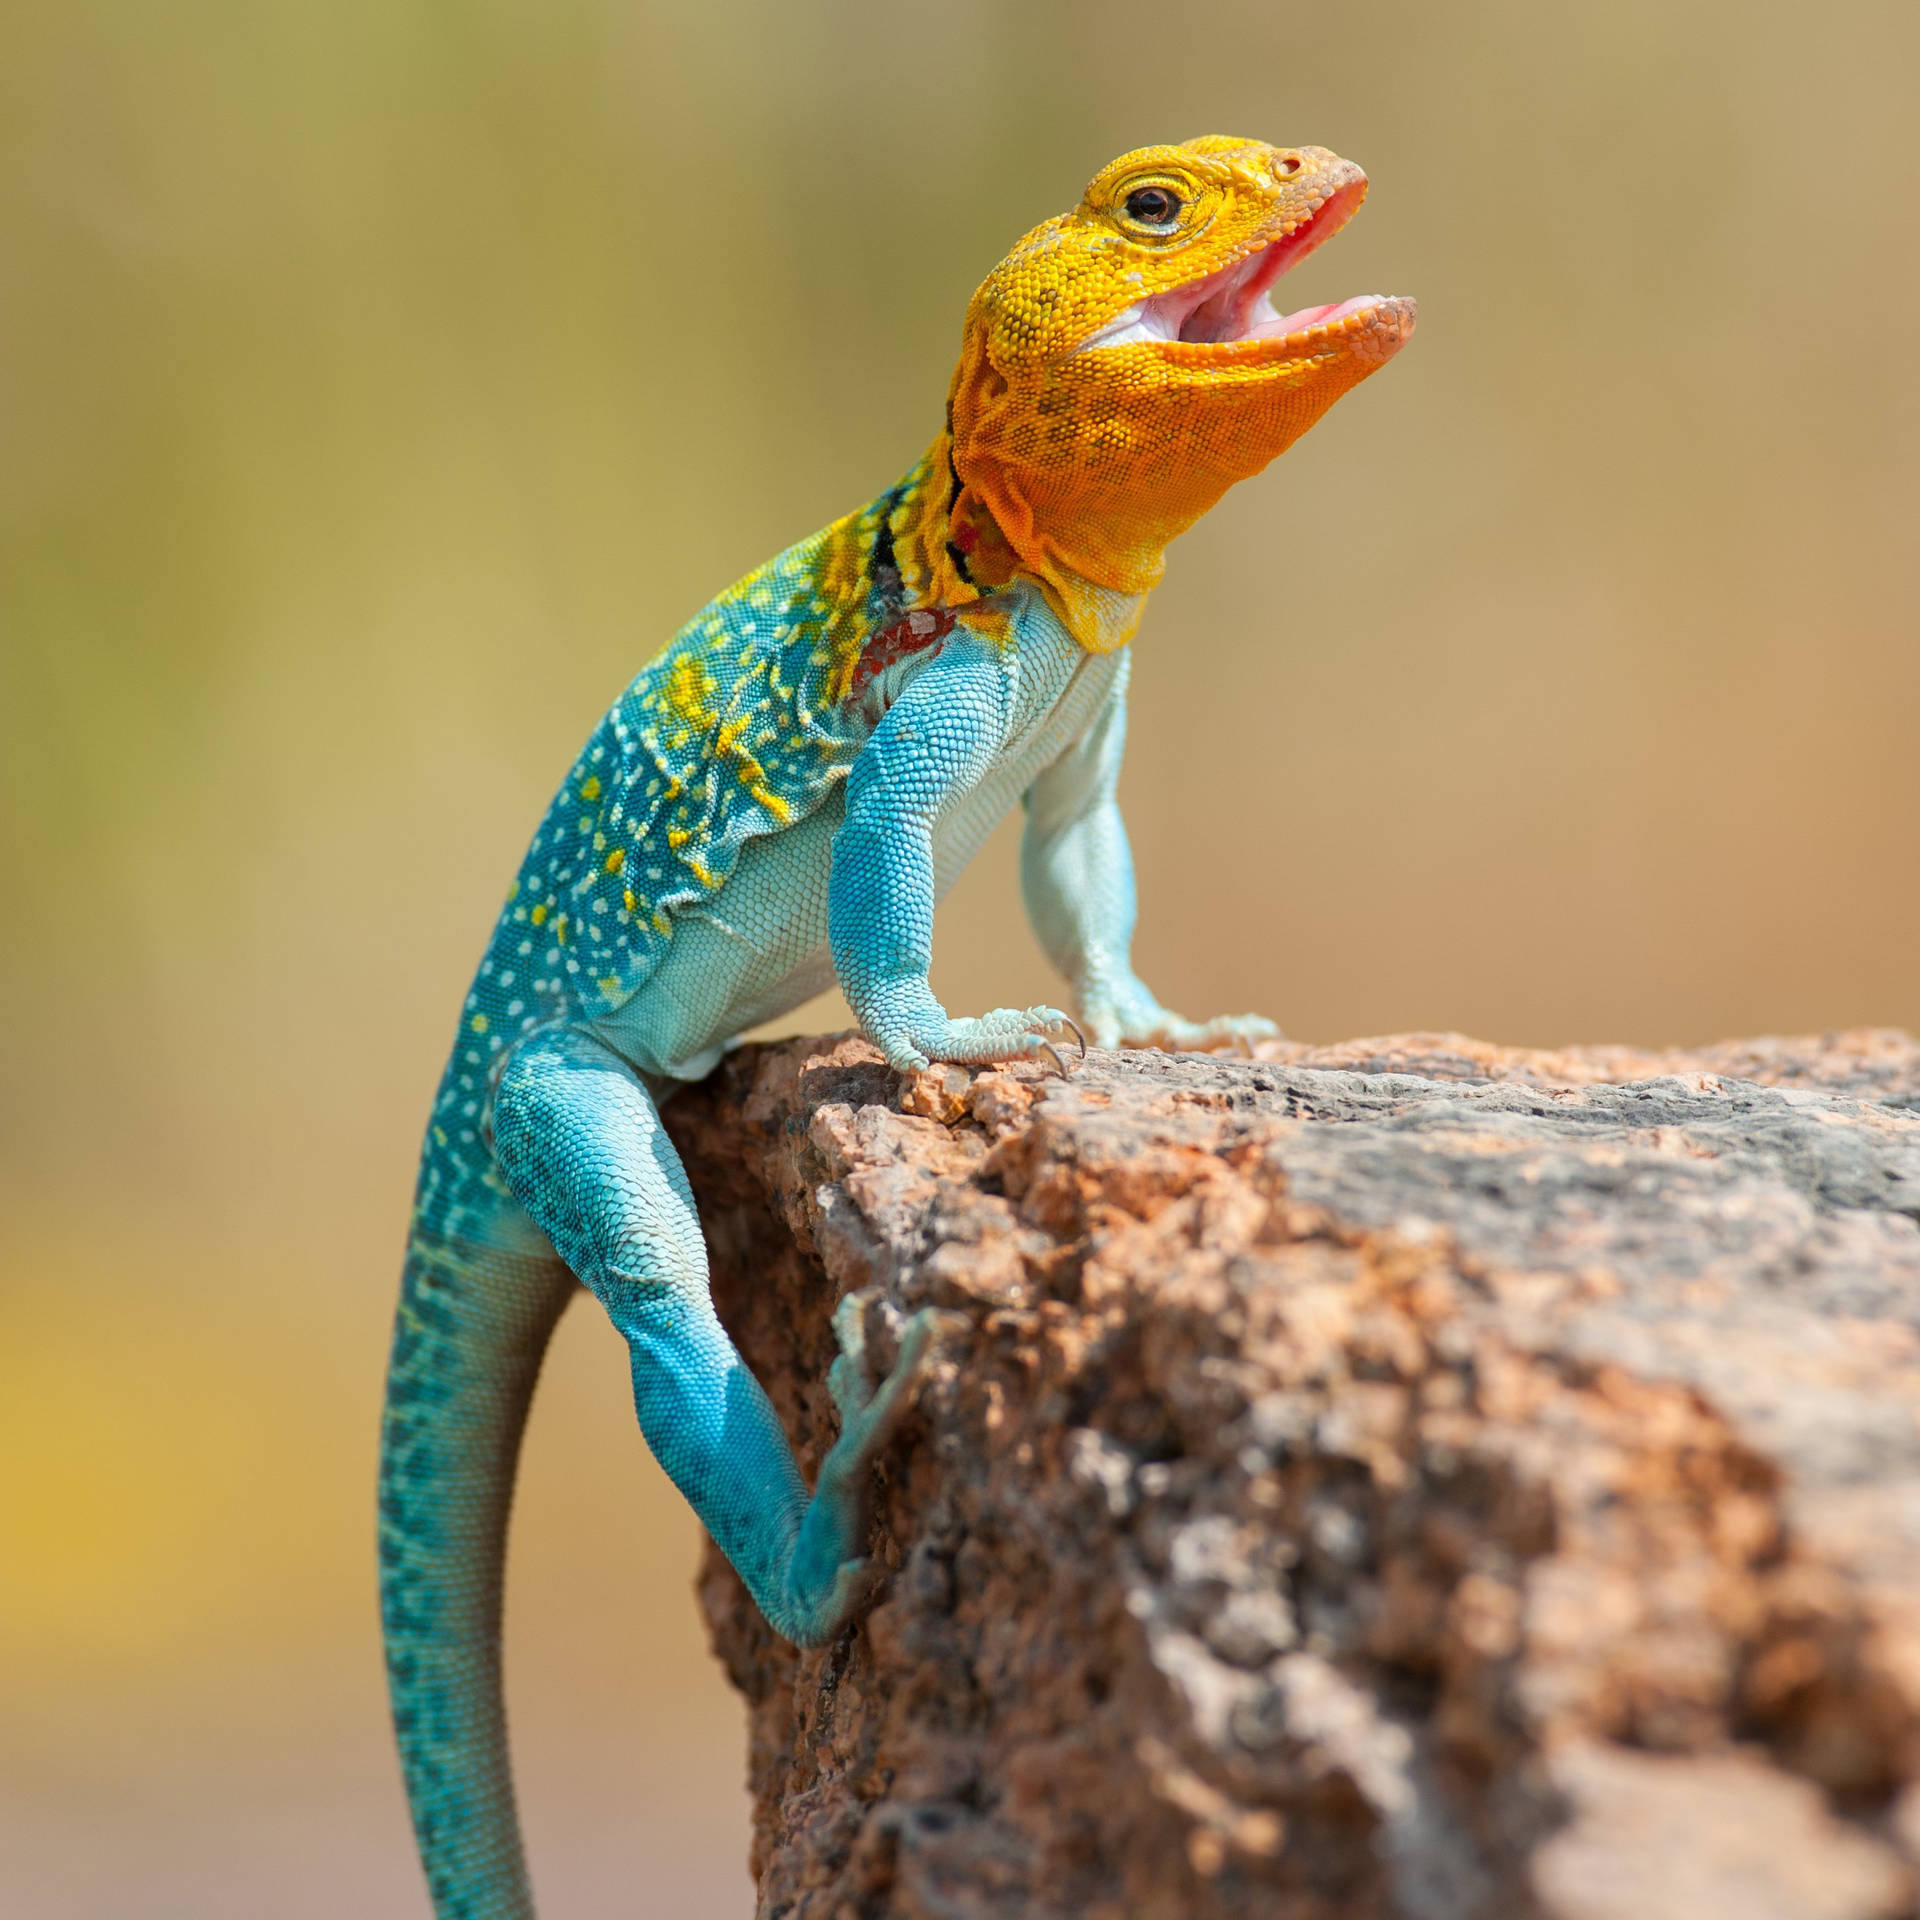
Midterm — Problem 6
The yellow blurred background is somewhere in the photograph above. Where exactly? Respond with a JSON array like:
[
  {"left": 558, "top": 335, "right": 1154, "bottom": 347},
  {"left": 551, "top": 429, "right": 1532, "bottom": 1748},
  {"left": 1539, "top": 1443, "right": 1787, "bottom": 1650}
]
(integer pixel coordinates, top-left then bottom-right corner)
[{"left": 2, "top": 0, "right": 1915, "bottom": 1912}]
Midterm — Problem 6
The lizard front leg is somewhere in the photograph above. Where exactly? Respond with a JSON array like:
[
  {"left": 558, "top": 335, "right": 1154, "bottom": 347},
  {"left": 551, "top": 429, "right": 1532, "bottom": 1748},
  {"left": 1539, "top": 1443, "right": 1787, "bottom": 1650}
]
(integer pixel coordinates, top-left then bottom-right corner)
[
  {"left": 831, "top": 633, "right": 1078, "bottom": 1072},
  {"left": 1020, "top": 653, "right": 1279, "bottom": 1053}
]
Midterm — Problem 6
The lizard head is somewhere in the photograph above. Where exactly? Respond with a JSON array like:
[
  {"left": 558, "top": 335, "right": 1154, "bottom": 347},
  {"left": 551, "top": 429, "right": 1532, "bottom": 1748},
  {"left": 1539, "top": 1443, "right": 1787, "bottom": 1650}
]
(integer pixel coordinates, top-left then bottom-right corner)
[{"left": 945, "top": 137, "right": 1415, "bottom": 650}]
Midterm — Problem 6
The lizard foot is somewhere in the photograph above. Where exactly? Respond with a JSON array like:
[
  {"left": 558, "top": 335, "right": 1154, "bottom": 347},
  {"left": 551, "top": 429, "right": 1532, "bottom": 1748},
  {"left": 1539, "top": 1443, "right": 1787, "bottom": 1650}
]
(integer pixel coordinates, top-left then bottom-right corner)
[
  {"left": 823, "top": 1294, "right": 941, "bottom": 1458},
  {"left": 876, "top": 1005, "right": 1078, "bottom": 1074},
  {"left": 1085, "top": 1007, "right": 1282, "bottom": 1054},
  {"left": 777, "top": 1298, "right": 944, "bottom": 1643}
]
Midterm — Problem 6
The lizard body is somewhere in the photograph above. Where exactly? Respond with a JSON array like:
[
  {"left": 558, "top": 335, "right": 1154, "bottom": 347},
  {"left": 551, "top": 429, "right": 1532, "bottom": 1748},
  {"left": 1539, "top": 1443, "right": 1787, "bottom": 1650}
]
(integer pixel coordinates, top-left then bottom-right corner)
[{"left": 380, "top": 136, "right": 1413, "bottom": 1917}]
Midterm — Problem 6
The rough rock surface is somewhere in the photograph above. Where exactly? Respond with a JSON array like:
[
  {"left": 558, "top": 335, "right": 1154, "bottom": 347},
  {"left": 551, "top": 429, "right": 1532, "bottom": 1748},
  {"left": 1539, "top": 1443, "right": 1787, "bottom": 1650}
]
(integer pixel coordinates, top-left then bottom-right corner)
[{"left": 662, "top": 1028, "right": 1920, "bottom": 1920}]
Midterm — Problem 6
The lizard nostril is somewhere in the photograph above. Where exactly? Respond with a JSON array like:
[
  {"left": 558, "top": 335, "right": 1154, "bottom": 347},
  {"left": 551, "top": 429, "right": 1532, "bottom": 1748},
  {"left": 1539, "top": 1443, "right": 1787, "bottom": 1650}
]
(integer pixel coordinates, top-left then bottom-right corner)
[{"left": 1275, "top": 154, "right": 1303, "bottom": 176}]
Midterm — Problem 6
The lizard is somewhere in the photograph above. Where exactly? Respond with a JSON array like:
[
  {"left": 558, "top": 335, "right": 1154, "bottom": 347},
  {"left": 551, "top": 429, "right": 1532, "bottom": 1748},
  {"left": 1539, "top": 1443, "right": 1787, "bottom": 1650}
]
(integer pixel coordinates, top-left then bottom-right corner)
[{"left": 379, "top": 134, "right": 1414, "bottom": 1919}]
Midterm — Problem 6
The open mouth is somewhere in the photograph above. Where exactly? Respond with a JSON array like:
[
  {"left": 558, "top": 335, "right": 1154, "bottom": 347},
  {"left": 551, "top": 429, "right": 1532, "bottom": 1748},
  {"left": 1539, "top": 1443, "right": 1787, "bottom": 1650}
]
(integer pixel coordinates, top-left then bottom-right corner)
[{"left": 1078, "top": 178, "right": 1390, "bottom": 354}]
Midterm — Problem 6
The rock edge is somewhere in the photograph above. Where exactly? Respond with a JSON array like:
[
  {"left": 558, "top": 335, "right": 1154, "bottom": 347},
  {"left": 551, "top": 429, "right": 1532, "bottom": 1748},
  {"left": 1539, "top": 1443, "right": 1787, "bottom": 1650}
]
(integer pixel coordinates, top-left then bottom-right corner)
[{"left": 662, "top": 1029, "right": 1920, "bottom": 1920}]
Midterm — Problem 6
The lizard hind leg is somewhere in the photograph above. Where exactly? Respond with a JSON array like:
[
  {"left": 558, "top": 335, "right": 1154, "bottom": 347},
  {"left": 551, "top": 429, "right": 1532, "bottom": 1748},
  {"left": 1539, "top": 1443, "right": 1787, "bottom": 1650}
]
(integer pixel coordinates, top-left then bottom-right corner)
[
  {"left": 785, "top": 1297, "right": 945, "bottom": 1633},
  {"left": 487, "top": 1026, "right": 925, "bottom": 1647}
]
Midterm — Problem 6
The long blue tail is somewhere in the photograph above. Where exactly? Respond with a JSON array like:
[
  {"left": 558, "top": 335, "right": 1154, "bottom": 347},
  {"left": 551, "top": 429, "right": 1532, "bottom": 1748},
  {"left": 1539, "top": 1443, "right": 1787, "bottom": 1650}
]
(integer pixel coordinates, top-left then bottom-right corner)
[{"left": 379, "top": 1224, "right": 574, "bottom": 1919}]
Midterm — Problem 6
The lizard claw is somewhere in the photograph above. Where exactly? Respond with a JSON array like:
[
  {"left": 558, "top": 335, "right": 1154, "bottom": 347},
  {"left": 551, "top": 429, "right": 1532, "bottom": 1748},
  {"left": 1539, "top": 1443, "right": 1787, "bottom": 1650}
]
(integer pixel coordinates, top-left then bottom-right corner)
[
  {"left": 879, "top": 1004, "right": 1076, "bottom": 1071},
  {"left": 1034, "top": 1014, "right": 1087, "bottom": 1079},
  {"left": 779, "top": 1301, "right": 949, "bottom": 1644}
]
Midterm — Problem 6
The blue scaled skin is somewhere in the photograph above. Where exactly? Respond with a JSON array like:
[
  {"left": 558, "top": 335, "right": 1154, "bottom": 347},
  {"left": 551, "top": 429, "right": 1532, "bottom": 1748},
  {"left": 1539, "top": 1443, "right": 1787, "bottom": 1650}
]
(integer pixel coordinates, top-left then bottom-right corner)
[
  {"left": 377, "top": 456, "right": 1271, "bottom": 1920},
  {"left": 374, "top": 112, "right": 1427, "bottom": 1914}
]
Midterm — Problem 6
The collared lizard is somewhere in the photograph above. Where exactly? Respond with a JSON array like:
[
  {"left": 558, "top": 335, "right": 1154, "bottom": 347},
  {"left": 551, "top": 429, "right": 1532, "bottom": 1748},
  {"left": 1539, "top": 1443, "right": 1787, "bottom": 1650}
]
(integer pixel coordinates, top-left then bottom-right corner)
[{"left": 379, "top": 135, "right": 1414, "bottom": 1918}]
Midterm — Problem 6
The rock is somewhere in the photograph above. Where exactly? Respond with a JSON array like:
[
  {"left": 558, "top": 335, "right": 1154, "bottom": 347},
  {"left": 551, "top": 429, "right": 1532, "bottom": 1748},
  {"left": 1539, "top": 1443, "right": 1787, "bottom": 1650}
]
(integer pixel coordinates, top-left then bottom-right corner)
[{"left": 662, "top": 1029, "right": 1920, "bottom": 1920}]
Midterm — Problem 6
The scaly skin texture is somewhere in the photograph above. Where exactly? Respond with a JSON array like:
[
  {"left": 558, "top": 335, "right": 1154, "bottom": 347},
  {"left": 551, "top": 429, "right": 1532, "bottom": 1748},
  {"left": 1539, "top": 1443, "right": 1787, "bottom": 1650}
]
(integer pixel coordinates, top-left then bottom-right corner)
[
  {"left": 379, "top": 135, "right": 1414, "bottom": 1918},
  {"left": 951, "top": 137, "right": 1415, "bottom": 649}
]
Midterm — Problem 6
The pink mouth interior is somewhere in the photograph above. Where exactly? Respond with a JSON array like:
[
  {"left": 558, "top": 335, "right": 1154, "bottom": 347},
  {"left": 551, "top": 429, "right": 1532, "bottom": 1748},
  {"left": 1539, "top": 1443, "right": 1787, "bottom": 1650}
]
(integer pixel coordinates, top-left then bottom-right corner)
[
  {"left": 1081, "top": 178, "right": 1384, "bottom": 351},
  {"left": 1240, "top": 292, "right": 1384, "bottom": 340},
  {"left": 1181, "top": 178, "right": 1374, "bottom": 343}
]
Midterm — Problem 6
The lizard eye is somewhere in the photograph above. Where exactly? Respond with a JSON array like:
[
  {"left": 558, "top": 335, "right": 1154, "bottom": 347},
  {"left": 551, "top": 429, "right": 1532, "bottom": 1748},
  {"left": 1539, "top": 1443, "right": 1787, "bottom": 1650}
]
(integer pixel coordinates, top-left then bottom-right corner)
[{"left": 1122, "top": 185, "right": 1182, "bottom": 228}]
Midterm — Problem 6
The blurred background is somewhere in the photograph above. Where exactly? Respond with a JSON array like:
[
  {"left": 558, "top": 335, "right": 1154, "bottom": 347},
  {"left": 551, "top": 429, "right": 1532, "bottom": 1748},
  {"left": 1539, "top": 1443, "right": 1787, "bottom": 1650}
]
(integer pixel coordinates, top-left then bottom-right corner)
[{"left": 2, "top": 0, "right": 1915, "bottom": 1912}]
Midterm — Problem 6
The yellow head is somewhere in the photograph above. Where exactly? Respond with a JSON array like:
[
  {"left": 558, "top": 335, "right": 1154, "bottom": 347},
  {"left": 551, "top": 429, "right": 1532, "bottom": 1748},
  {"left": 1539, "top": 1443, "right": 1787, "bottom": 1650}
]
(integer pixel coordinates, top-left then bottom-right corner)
[{"left": 946, "top": 136, "right": 1415, "bottom": 650}]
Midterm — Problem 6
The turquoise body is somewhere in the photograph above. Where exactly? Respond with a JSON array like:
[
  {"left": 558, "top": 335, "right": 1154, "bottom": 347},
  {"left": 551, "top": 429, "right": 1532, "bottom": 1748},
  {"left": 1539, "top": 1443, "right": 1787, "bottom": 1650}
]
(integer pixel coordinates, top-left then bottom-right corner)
[{"left": 379, "top": 453, "right": 1265, "bottom": 1917}]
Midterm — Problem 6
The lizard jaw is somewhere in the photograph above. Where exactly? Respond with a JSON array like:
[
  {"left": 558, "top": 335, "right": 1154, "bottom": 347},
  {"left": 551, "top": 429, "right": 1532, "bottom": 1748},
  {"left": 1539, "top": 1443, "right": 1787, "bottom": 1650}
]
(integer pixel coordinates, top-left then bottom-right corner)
[{"left": 1075, "top": 175, "right": 1412, "bottom": 360}]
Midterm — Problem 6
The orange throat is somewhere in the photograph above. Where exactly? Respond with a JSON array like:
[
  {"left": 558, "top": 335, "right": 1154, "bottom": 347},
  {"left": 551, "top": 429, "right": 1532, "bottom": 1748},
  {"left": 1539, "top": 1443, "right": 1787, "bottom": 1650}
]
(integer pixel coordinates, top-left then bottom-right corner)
[{"left": 943, "top": 138, "right": 1416, "bottom": 652}]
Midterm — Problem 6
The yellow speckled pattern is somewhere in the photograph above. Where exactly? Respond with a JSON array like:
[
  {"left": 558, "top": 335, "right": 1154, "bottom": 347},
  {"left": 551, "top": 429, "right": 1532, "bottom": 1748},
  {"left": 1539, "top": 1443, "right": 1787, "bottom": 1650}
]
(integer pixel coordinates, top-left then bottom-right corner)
[{"left": 948, "top": 136, "right": 1416, "bottom": 649}]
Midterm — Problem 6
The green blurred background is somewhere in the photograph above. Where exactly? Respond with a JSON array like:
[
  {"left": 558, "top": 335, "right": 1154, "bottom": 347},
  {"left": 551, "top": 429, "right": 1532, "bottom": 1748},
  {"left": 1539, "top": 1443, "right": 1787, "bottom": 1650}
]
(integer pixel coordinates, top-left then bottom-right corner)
[{"left": 2, "top": 0, "right": 1915, "bottom": 1912}]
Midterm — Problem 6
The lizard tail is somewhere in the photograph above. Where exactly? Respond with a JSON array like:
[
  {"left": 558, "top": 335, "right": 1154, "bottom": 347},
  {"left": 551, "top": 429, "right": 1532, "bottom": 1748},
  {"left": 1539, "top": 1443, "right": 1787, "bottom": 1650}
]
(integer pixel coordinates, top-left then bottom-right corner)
[{"left": 380, "top": 1224, "right": 575, "bottom": 1920}]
